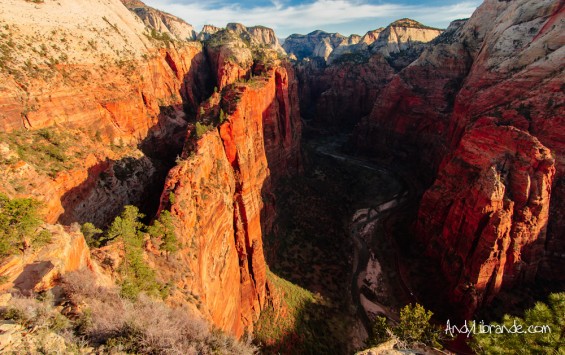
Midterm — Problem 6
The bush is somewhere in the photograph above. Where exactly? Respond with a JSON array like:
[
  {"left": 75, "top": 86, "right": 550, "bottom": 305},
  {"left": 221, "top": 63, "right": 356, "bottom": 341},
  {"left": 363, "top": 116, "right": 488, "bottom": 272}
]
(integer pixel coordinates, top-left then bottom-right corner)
[
  {"left": 61, "top": 270, "right": 258, "bottom": 354},
  {"left": 219, "top": 109, "right": 227, "bottom": 124},
  {"left": 368, "top": 316, "right": 391, "bottom": 346},
  {"left": 396, "top": 303, "right": 438, "bottom": 345},
  {"left": 367, "top": 303, "right": 441, "bottom": 348},
  {"left": 195, "top": 122, "right": 213, "bottom": 138},
  {"left": 81, "top": 222, "right": 103, "bottom": 247},
  {"left": 0, "top": 293, "right": 70, "bottom": 332},
  {"left": 0, "top": 128, "right": 79, "bottom": 178}
]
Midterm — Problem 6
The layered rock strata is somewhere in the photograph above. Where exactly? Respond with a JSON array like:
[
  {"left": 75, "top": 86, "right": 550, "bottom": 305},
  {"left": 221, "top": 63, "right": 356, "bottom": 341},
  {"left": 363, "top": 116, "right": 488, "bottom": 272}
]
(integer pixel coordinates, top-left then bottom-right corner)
[
  {"left": 350, "top": 0, "right": 564, "bottom": 315},
  {"left": 157, "top": 63, "right": 301, "bottom": 336},
  {"left": 0, "top": 0, "right": 210, "bottom": 226}
]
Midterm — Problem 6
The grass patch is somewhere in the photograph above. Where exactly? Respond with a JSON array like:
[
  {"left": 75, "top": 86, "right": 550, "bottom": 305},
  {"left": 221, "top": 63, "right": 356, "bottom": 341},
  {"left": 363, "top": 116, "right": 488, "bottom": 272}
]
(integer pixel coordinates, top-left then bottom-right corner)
[{"left": 255, "top": 270, "right": 350, "bottom": 354}]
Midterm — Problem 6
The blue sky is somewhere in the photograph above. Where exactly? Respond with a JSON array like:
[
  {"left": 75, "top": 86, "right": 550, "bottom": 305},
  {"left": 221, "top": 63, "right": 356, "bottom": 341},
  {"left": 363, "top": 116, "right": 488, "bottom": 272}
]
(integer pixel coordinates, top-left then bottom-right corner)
[{"left": 143, "top": 0, "right": 482, "bottom": 38}]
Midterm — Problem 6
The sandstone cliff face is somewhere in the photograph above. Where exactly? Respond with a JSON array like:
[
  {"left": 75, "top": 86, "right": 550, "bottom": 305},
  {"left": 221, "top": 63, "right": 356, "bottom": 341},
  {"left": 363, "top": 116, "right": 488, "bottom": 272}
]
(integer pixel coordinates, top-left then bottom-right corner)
[
  {"left": 296, "top": 54, "right": 396, "bottom": 128},
  {"left": 0, "top": 0, "right": 211, "bottom": 227},
  {"left": 157, "top": 64, "right": 301, "bottom": 337},
  {"left": 197, "top": 25, "right": 222, "bottom": 41},
  {"left": 226, "top": 23, "right": 286, "bottom": 54},
  {"left": 439, "top": 0, "right": 565, "bottom": 286},
  {"left": 286, "top": 19, "right": 442, "bottom": 64},
  {"left": 354, "top": 19, "right": 472, "bottom": 178},
  {"left": 122, "top": 0, "right": 197, "bottom": 40},
  {"left": 418, "top": 123, "right": 555, "bottom": 317},
  {"left": 283, "top": 30, "right": 357, "bottom": 61},
  {"left": 1, "top": 0, "right": 302, "bottom": 340},
  {"left": 348, "top": 0, "right": 564, "bottom": 315},
  {"left": 205, "top": 38, "right": 254, "bottom": 91},
  {"left": 370, "top": 18, "right": 443, "bottom": 56},
  {"left": 293, "top": 19, "right": 445, "bottom": 132}
]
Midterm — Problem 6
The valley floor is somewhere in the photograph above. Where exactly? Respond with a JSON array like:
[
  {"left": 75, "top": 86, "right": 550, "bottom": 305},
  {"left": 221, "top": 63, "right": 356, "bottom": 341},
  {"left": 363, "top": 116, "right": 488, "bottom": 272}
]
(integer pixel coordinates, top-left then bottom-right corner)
[{"left": 257, "top": 133, "right": 410, "bottom": 353}]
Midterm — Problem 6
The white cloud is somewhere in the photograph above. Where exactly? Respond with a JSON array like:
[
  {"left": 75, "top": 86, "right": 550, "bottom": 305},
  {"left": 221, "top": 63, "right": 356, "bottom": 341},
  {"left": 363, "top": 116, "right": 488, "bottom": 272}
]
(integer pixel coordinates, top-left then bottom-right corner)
[{"left": 142, "top": 0, "right": 481, "bottom": 37}]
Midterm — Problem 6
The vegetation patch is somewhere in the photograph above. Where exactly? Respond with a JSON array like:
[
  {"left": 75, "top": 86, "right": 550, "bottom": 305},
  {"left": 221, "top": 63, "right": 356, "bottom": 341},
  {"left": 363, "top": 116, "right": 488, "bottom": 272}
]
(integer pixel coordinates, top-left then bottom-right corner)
[
  {"left": 0, "top": 128, "right": 86, "bottom": 177},
  {"left": 84, "top": 205, "right": 178, "bottom": 300},
  {"left": 471, "top": 293, "right": 564, "bottom": 354},
  {"left": 255, "top": 270, "right": 349, "bottom": 354},
  {"left": 332, "top": 52, "right": 370, "bottom": 65},
  {"left": 368, "top": 303, "right": 443, "bottom": 349},
  {"left": 0, "top": 193, "right": 50, "bottom": 257},
  {"left": 0, "top": 270, "right": 257, "bottom": 354}
]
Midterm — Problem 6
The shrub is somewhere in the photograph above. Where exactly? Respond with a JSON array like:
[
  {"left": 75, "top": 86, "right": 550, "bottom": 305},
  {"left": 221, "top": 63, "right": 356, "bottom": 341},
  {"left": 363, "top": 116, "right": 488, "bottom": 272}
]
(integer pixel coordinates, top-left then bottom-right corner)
[
  {"left": 195, "top": 122, "right": 213, "bottom": 138},
  {"left": 81, "top": 222, "right": 103, "bottom": 247},
  {"left": 368, "top": 316, "right": 391, "bottom": 347},
  {"left": 396, "top": 303, "right": 438, "bottom": 345},
  {"left": 0, "top": 128, "right": 79, "bottom": 178},
  {"left": 61, "top": 270, "right": 258, "bottom": 354},
  {"left": 367, "top": 303, "right": 441, "bottom": 348},
  {"left": 219, "top": 109, "right": 227, "bottom": 124},
  {"left": 1, "top": 293, "right": 70, "bottom": 332}
]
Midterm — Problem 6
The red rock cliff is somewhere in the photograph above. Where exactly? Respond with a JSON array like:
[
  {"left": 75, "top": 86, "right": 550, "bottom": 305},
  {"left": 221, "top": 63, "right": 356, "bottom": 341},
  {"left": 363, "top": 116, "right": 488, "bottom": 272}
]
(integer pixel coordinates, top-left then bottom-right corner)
[
  {"left": 350, "top": 0, "right": 564, "bottom": 316},
  {"left": 157, "top": 63, "right": 301, "bottom": 337},
  {"left": 418, "top": 122, "right": 555, "bottom": 317},
  {"left": 0, "top": 0, "right": 211, "bottom": 227}
]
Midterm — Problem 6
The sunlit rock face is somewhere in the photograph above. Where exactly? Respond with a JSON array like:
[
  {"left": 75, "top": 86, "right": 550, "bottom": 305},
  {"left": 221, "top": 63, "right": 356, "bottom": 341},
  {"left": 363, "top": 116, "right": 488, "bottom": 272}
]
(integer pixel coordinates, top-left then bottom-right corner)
[
  {"left": 351, "top": 0, "right": 564, "bottom": 316},
  {"left": 285, "top": 19, "right": 442, "bottom": 64},
  {"left": 156, "top": 59, "right": 301, "bottom": 336},
  {"left": 0, "top": 0, "right": 213, "bottom": 227},
  {"left": 121, "top": 0, "right": 197, "bottom": 40}
]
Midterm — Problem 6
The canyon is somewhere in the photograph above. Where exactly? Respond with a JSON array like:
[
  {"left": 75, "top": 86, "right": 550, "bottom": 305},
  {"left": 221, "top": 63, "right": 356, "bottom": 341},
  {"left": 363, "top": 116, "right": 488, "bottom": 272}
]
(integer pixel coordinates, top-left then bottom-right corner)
[{"left": 0, "top": 0, "right": 563, "bottom": 353}]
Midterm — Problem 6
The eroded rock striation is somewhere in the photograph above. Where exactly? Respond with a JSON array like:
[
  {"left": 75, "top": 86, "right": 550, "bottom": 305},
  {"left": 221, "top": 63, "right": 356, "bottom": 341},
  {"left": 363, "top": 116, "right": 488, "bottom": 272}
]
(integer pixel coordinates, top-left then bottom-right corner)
[
  {"left": 0, "top": 0, "right": 301, "bottom": 339},
  {"left": 351, "top": 0, "right": 564, "bottom": 315},
  {"left": 156, "top": 60, "right": 301, "bottom": 336},
  {"left": 0, "top": 0, "right": 211, "bottom": 226}
]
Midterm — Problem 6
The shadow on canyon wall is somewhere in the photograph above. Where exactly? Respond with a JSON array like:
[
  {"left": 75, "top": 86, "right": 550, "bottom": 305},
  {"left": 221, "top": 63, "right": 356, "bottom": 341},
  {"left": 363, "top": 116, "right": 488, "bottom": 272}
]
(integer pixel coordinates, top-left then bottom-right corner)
[{"left": 58, "top": 52, "right": 214, "bottom": 227}]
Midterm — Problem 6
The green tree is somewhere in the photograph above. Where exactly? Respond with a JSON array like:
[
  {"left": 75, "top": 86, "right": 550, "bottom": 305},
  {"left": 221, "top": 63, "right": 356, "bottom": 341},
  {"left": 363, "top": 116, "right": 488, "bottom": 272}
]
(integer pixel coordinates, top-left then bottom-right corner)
[
  {"left": 367, "top": 304, "right": 441, "bottom": 348},
  {"left": 105, "top": 205, "right": 144, "bottom": 246},
  {"left": 105, "top": 206, "right": 163, "bottom": 300},
  {"left": 0, "top": 193, "right": 46, "bottom": 256},
  {"left": 81, "top": 222, "right": 103, "bottom": 247},
  {"left": 147, "top": 210, "right": 178, "bottom": 253},
  {"left": 472, "top": 293, "right": 565, "bottom": 354}
]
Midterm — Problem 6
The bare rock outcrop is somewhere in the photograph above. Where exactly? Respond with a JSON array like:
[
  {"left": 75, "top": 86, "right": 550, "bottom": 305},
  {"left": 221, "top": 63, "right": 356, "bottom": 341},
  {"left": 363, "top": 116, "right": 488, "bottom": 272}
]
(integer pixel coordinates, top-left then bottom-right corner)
[
  {"left": 0, "top": 0, "right": 211, "bottom": 226},
  {"left": 286, "top": 19, "right": 442, "bottom": 63},
  {"left": 121, "top": 0, "right": 197, "bottom": 40},
  {"left": 0, "top": 224, "right": 109, "bottom": 294}
]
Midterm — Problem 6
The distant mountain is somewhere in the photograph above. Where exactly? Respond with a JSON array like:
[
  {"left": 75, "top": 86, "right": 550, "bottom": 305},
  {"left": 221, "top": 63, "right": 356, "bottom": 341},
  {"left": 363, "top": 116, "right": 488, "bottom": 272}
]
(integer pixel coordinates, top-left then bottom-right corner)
[{"left": 284, "top": 18, "right": 443, "bottom": 63}]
